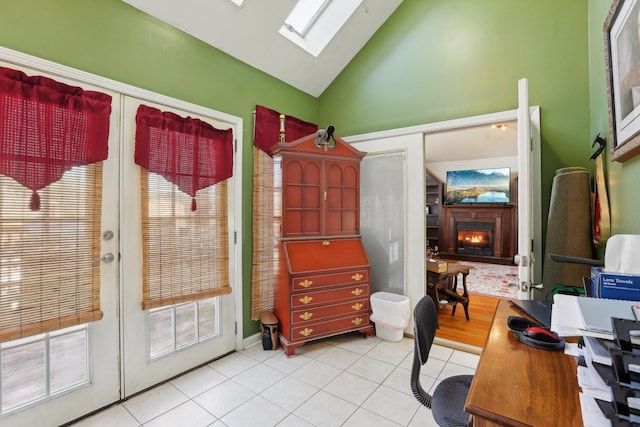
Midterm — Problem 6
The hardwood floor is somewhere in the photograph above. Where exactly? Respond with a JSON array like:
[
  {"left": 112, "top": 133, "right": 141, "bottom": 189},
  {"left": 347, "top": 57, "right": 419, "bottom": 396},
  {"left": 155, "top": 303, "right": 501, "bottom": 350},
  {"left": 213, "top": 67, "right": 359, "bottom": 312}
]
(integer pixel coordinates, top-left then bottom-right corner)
[{"left": 433, "top": 293, "right": 502, "bottom": 349}]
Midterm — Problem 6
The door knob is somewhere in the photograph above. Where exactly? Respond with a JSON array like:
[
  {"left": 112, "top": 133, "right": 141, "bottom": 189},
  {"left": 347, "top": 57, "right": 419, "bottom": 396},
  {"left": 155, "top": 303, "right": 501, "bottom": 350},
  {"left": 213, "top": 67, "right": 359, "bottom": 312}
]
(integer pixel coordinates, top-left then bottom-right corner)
[{"left": 92, "top": 253, "right": 115, "bottom": 265}]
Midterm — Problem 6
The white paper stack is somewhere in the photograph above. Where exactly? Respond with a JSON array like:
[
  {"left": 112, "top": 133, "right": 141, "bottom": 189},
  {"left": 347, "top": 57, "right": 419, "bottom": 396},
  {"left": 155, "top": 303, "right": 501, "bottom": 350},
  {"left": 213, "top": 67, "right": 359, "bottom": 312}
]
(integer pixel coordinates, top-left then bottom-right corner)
[
  {"left": 551, "top": 294, "right": 640, "bottom": 340},
  {"left": 583, "top": 336, "right": 612, "bottom": 366},
  {"left": 579, "top": 393, "right": 612, "bottom": 427},
  {"left": 577, "top": 364, "right": 611, "bottom": 402}
]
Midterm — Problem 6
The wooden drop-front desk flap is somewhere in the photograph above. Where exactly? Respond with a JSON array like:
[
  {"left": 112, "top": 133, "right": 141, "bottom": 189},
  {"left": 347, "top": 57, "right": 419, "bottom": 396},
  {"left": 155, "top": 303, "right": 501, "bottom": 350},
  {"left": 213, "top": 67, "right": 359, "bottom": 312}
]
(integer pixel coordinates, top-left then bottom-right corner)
[
  {"left": 464, "top": 299, "right": 582, "bottom": 426},
  {"left": 274, "top": 238, "right": 374, "bottom": 356},
  {"left": 283, "top": 239, "right": 369, "bottom": 274}
]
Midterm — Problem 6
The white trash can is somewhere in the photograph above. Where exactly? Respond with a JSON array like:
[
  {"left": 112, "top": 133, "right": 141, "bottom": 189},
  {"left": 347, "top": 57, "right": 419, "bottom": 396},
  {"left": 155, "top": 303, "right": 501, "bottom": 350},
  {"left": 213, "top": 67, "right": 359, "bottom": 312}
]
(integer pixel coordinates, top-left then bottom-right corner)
[{"left": 370, "top": 292, "right": 411, "bottom": 342}]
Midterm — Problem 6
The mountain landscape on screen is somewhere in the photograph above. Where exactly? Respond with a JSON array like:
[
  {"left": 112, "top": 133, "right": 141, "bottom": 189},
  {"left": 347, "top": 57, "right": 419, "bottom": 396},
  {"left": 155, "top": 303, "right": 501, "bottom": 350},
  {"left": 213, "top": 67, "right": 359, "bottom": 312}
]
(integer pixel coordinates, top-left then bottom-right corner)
[{"left": 445, "top": 168, "right": 511, "bottom": 204}]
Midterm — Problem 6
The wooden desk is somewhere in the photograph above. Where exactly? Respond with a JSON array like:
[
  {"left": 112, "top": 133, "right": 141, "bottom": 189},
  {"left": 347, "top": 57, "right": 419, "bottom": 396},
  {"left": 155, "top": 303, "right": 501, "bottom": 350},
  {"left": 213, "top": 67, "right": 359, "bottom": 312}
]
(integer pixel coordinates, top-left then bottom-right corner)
[
  {"left": 426, "top": 263, "right": 471, "bottom": 320},
  {"left": 465, "top": 299, "right": 582, "bottom": 426}
]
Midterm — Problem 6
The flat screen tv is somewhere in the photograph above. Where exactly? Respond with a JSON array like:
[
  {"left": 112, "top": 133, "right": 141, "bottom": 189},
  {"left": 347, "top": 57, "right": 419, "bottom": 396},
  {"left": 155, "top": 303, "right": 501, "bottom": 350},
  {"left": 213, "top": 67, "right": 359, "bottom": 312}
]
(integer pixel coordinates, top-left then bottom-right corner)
[{"left": 444, "top": 167, "right": 511, "bottom": 204}]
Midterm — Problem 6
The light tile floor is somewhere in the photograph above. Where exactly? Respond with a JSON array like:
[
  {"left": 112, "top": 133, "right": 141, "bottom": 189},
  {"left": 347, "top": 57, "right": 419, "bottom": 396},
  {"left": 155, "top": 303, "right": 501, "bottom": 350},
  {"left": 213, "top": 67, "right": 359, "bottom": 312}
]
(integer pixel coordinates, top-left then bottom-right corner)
[{"left": 70, "top": 333, "right": 479, "bottom": 427}]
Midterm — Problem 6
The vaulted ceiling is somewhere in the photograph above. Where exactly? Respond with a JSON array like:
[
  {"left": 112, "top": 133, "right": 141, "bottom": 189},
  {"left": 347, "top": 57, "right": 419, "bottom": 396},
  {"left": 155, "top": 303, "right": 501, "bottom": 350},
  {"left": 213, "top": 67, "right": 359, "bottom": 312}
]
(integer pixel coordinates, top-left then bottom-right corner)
[
  {"left": 122, "top": 0, "right": 404, "bottom": 97},
  {"left": 121, "top": 1, "right": 517, "bottom": 160}
]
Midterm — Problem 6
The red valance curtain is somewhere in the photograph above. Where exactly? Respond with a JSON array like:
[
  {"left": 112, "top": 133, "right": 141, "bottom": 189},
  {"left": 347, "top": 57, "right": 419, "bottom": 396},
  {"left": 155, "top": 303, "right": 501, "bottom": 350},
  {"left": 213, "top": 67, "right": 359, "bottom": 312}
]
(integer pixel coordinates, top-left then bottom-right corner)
[
  {"left": 253, "top": 105, "right": 318, "bottom": 154},
  {"left": 251, "top": 105, "right": 317, "bottom": 319},
  {"left": 134, "top": 105, "right": 234, "bottom": 211},
  {"left": 0, "top": 67, "right": 112, "bottom": 210}
]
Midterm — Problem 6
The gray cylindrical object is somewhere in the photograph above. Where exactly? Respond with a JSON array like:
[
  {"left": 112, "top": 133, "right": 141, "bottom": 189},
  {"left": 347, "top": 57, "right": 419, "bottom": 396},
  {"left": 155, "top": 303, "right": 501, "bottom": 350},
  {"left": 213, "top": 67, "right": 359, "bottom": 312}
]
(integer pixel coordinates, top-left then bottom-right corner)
[{"left": 543, "top": 167, "right": 592, "bottom": 289}]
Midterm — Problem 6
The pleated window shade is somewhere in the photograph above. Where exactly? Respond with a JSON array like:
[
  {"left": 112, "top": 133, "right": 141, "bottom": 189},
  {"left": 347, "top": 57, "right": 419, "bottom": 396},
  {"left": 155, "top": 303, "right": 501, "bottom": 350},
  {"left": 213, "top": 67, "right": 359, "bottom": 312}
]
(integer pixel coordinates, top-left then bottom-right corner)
[
  {"left": 140, "top": 169, "right": 231, "bottom": 310},
  {"left": 0, "top": 164, "right": 104, "bottom": 343}
]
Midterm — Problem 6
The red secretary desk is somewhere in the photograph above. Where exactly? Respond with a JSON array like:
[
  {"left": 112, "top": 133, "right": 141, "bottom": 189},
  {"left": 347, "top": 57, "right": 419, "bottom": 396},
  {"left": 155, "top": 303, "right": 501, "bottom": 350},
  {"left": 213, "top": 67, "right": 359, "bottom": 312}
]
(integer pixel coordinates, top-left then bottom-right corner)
[{"left": 270, "top": 132, "right": 374, "bottom": 356}]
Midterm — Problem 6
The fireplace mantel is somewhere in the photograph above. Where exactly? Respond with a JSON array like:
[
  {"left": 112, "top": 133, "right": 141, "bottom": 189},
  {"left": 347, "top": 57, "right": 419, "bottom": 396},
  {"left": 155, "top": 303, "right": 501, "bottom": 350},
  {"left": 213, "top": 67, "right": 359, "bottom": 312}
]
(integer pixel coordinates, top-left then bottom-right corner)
[{"left": 441, "top": 204, "right": 516, "bottom": 265}]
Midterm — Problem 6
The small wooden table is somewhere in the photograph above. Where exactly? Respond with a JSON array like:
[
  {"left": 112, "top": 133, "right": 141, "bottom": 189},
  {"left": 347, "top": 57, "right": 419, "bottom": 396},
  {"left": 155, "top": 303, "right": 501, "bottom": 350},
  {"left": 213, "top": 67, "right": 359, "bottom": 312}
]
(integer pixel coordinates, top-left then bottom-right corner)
[
  {"left": 426, "top": 263, "right": 471, "bottom": 320},
  {"left": 465, "top": 300, "right": 582, "bottom": 426}
]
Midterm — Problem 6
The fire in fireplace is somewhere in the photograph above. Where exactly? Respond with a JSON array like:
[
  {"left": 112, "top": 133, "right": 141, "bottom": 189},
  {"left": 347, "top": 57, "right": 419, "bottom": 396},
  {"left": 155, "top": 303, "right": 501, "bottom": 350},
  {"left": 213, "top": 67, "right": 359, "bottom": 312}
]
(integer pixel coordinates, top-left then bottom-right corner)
[{"left": 456, "top": 221, "right": 494, "bottom": 257}]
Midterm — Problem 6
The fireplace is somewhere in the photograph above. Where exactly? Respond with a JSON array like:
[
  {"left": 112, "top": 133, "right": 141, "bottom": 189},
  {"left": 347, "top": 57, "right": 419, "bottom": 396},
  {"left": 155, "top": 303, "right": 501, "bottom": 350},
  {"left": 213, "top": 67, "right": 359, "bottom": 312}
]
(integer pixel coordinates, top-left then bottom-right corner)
[
  {"left": 441, "top": 205, "right": 516, "bottom": 264},
  {"left": 456, "top": 222, "right": 494, "bottom": 256}
]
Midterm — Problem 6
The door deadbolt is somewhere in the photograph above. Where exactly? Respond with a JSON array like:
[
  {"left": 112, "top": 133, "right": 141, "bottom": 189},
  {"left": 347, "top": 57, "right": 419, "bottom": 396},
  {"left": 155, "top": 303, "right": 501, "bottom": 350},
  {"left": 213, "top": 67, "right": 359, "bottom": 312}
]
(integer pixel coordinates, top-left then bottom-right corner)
[
  {"left": 92, "top": 253, "right": 115, "bottom": 265},
  {"left": 102, "top": 230, "right": 115, "bottom": 241}
]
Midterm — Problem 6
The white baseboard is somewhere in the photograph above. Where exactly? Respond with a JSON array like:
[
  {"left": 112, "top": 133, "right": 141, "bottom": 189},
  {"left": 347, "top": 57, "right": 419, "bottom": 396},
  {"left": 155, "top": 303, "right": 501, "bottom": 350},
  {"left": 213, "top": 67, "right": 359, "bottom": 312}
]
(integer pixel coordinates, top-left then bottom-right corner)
[{"left": 243, "top": 332, "right": 262, "bottom": 350}]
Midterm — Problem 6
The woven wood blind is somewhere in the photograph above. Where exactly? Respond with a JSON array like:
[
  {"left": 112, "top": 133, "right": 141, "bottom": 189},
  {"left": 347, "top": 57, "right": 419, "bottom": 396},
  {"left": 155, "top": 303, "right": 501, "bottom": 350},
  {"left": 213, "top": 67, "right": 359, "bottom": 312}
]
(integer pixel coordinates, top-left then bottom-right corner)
[
  {"left": 0, "top": 67, "right": 111, "bottom": 343},
  {"left": 250, "top": 106, "right": 317, "bottom": 320},
  {"left": 251, "top": 147, "right": 275, "bottom": 320},
  {"left": 140, "top": 169, "right": 231, "bottom": 310},
  {"left": 0, "top": 164, "right": 104, "bottom": 343}
]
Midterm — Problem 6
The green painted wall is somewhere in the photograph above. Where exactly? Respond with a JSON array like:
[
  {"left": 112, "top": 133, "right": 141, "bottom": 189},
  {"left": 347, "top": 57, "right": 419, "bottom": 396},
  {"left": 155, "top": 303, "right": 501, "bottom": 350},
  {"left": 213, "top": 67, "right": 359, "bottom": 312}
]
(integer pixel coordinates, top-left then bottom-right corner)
[
  {"left": 1, "top": 0, "right": 638, "bottom": 341},
  {"left": 0, "top": 0, "right": 318, "bottom": 338},
  {"left": 319, "top": 0, "right": 595, "bottom": 254},
  {"left": 588, "top": 0, "right": 640, "bottom": 250}
]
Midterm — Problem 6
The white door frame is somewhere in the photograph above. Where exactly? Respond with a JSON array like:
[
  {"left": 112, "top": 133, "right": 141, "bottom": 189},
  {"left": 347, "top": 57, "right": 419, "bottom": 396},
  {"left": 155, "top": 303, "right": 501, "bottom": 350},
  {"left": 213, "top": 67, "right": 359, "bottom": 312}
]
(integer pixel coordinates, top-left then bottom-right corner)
[
  {"left": 347, "top": 133, "right": 425, "bottom": 334},
  {"left": 346, "top": 99, "right": 542, "bottom": 310}
]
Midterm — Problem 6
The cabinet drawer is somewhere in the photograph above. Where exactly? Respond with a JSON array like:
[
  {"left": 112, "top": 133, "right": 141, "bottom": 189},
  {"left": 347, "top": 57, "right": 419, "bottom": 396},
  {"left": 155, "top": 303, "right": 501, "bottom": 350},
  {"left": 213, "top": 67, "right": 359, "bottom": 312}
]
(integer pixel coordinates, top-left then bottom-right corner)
[
  {"left": 291, "top": 298, "right": 369, "bottom": 325},
  {"left": 292, "top": 270, "right": 368, "bottom": 291},
  {"left": 291, "top": 284, "right": 369, "bottom": 308},
  {"left": 291, "top": 314, "right": 370, "bottom": 341}
]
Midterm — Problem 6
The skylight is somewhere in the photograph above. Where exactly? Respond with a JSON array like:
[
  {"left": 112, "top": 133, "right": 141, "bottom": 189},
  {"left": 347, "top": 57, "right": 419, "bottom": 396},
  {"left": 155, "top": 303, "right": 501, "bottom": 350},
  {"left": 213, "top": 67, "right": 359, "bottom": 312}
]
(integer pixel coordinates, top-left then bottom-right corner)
[
  {"left": 284, "top": 0, "right": 331, "bottom": 37},
  {"left": 279, "top": 0, "right": 363, "bottom": 57}
]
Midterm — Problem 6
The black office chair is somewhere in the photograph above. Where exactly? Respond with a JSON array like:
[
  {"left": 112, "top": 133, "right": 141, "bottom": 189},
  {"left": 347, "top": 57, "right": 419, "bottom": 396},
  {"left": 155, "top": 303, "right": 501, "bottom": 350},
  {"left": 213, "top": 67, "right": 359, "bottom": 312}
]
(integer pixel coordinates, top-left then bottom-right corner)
[{"left": 411, "top": 296, "right": 473, "bottom": 427}]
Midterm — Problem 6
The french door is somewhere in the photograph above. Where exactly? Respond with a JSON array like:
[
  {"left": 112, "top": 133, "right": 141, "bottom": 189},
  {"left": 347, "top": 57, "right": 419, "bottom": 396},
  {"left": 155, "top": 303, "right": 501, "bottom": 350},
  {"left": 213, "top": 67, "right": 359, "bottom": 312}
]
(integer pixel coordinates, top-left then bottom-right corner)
[
  {"left": 515, "top": 78, "right": 542, "bottom": 299},
  {"left": 0, "top": 61, "right": 121, "bottom": 426},
  {"left": 0, "top": 52, "right": 240, "bottom": 426},
  {"left": 120, "top": 96, "right": 237, "bottom": 396}
]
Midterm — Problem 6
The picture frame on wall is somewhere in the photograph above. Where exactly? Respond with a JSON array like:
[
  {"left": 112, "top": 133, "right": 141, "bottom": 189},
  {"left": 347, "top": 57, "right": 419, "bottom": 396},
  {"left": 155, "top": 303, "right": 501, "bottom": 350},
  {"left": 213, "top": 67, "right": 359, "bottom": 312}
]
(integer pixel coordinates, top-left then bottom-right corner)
[{"left": 605, "top": 0, "right": 640, "bottom": 161}]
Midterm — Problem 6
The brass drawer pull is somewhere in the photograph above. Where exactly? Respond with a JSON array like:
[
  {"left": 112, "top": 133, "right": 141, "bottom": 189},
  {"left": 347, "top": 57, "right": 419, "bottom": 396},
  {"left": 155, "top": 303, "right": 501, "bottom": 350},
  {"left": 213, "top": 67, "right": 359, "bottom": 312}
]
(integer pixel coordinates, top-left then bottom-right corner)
[
  {"left": 299, "top": 328, "right": 313, "bottom": 337},
  {"left": 299, "top": 312, "right": 313, "bottom": 321},
  {"left": 299, "top": 279, "right": 313, "bottom": 288},
  {"left": 299, "top": 296, "right": 313, "bottom": 304},
  {"left": 351, "top": 317, "right": 363, "bottom": 325},
  {"left": 351, "top": 303, "right": 363, "bottom": 311},
  {"left": 322, "top": 240, "right": 330, "bottom": 246},
  {"left": 351, "top": 273, "right": 363, "bottom": 281},
  {"left": 351, "top": 288, "right": 363, "bottom": 296}
]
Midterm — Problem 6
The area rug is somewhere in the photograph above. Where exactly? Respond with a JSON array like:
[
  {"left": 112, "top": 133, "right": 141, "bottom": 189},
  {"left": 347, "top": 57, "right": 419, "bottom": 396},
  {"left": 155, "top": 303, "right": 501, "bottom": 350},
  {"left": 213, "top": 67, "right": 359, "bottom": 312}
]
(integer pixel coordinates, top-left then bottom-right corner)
[{"left": 458, "top": 261, "right": 519, "bottom": 299}]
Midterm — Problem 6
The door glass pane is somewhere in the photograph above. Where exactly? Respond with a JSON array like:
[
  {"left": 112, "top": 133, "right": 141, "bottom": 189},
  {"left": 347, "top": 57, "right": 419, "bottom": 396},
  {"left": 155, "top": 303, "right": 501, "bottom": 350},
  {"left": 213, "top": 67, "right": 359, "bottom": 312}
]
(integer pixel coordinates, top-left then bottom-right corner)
[
  {"left": 1, "top": 340, "right": 46, "bottom": 411},
  {"left": 148, "top": 297, "right": 220, "bottom": 360},
  {"left": 0, "top": 324, "right": 90, "bottom": 414},
  {"left": 360, "top": 153, "right": 405, "bottom": 293},
  {"left": 50, "top": 329, "right": 88, "bottom": 393},
  {"left": 149, "top": 309, "right": 174, "bottom": 358},
  {"left": 175, "top": 303, "right": 197, "bottom": 348},
  {"left": 198, "top": 299, "right": 218, "bottom": 339}
]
